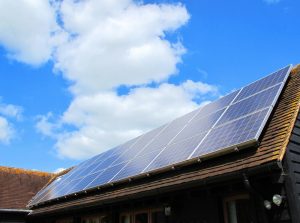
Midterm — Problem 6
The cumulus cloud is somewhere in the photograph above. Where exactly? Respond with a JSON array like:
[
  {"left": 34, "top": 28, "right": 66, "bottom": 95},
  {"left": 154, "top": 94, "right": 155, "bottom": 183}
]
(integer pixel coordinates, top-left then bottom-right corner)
[
  {"left": 0, "top": 0, "right": 189, "bottom": 90},
  {"left": 0, "top": 116, "right": 14, "bottom": 144},
  {"left": 0, "top": 99, "right": 23, "bottom": 120},
  {"left": 0, "top": 99, "right": 23, "bottom": 144},
  {"left": 36, "top": 112, "right": 60, "bottom": 138},
  {"left": 55, "top": 0, "right": 189, "bottom": 94},
  {"left": 0, "top": 0, "right": 64, "bottom": 65}
]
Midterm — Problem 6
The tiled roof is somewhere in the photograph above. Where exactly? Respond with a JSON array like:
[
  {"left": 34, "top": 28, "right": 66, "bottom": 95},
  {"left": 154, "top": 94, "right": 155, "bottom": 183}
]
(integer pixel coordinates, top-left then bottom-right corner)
[
  {"left": 30, "top": 65, "right": 300, "bottom": 215},
  {"left": 0, "top": 166, "right": 53, "bottom": 209}
]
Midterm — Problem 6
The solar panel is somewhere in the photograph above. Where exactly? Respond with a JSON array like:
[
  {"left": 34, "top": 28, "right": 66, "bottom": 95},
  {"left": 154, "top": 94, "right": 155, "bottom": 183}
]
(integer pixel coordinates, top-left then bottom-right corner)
[
  {"left": 86, "top": 162, "right": 128, "bottom": 189},
  {"left": 172, "top": 108, "right": 225, "bottom": 143},
  {"left": 144, "top": 132, "right": 208, "bottom": 172},
  {"left": 28, "top": 65, "right": 292, "bottom": 207},
  {"left": 191, "top": 108, "right": 270, "bottom": 158},
  {"left": 112, "top": 150, "right": 160, "bottom": 182},
  {"left": 194, "top": 90, "right": 240, "bottom": 118}
]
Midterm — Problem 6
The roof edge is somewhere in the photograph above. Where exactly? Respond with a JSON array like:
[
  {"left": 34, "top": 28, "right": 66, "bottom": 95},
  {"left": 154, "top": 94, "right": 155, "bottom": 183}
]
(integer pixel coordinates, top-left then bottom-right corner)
[
  {"left": 0, "top": 166, "right": 53, "bottom": 177},
  {"left": 278, "top": 65, "right": 300, "bottom": 161}
]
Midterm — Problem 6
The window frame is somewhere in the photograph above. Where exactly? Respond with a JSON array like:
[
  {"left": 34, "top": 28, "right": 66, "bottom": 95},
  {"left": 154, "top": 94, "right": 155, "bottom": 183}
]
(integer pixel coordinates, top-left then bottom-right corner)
[{"left": 223, "top": 193, "right": 250, "bottom": 223}]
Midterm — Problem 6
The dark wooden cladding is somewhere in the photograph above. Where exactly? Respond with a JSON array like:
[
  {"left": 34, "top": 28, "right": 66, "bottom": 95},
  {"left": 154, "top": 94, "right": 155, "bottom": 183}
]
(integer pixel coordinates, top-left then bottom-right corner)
[
  {"left": 283, "top": 111, "right": 300, "bottom": 223},
  {"left": 30, "top": 66, "right": 300, "bottom": 216}
]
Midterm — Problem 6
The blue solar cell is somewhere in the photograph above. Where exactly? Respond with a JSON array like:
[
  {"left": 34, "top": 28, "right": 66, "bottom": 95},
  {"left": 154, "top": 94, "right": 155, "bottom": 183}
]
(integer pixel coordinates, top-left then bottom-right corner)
[
  {"left": 85, "top": 162, "right": 128, "bottom": 190},
  {"left": 194, "top": 90, "right": 240, "bottom": 118},
  {"left": 191, "top": 108, "right": 269, "bottom": 158},
  {"left": 216, "top": 84, "right": 281, "bottom": 126},
  {"left": 234, "top": 65, "right": 291, "bottom": 103},
  {"left": 139, "top": 111, "right": 198, "bottom": 154},
  {"left": 109, "top": 137, "right": 141, "bottom": 157},
  {"left": 38, "top": 181, "right": 70, "bottom": 203},
  {"left": 54, "top": 180, "right": 80, "bottom": 199},
  {"left": 65, "top": 144, "right": 131, "bottom": 182},
  {"left": 145, "top": 132, "right": 207, "bottom": 172},
  {"left": 73, "top": 162, "right": 103, "bottom": 178},
  {"left": 66, "top": 170, "right": 105, "bottom": 195},
  {"left": 110, "top": 125, "right": 167, "bottom": 165},
  {"left": 112, "top": 150, "right": 160, "bottom": 182},
  {"left": 172, "top": 108, "right": 225, "bottom": 143}
]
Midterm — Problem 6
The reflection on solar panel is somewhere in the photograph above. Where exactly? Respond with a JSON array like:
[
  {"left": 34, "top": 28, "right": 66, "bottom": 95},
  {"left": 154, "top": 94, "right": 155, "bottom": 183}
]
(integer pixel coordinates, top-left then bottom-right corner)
[{"left": 29, "top": 65, "right": 292, "bottom": 207}]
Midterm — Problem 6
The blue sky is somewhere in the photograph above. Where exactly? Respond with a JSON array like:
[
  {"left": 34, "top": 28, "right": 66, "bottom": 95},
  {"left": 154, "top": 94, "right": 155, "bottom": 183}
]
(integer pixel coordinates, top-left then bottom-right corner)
[{"left": 0, "top": 0, "right": 299, "bottom": 172}]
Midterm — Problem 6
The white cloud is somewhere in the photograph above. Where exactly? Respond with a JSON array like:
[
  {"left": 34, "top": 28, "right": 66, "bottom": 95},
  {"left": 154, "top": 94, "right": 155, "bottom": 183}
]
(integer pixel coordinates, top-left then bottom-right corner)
[
  {"left": 0, "top": 116, "right": 14, "bottom": 144},
  {"left": 0, "top": 0, "right": 63, "bottom": 65},
  {"left": 37, "top": 81, "right": 217, "bottom": 159},
  {"left": 0, "top": 99, "right": 23, "bottom": 144},
  {"left": 55, "top": 0, "right": 189, "bottom": 94},
  {"left": 36, "top": 112, "right": 59, "bottom": 138},
  {"left": 0, "top": 100, "right": 23, "bottom": 120},
  {"left": 0, "top": 0, "right": 189, "bottom": 90}
]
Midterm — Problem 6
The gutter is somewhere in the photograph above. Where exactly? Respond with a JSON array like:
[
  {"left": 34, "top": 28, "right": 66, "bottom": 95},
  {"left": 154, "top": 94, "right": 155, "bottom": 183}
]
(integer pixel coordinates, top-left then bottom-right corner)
[
  {"left": 0, "top": 208, "right": 32, "bottom": 214},
  {"left": 29, "top": 160, "right": 282, "bottom": 217}
]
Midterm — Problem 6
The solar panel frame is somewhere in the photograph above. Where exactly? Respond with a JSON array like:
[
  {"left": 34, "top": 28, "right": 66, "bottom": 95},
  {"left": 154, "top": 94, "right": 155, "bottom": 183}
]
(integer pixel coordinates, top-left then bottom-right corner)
[
  {"left": 254, "top": 65, "right": 292, "bottom": 140},
  {"left": 28, "top": 65, "right": 292, "bottom": 207}
]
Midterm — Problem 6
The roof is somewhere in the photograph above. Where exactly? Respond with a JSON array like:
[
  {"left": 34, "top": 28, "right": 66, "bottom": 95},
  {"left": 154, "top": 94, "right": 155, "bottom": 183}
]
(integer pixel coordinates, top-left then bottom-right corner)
[
  {"left": 0, "top": 166, "right": 53, "bottom": 209},
  {"left": 29, "top": 65, "right": 300, "bottom": 215}
]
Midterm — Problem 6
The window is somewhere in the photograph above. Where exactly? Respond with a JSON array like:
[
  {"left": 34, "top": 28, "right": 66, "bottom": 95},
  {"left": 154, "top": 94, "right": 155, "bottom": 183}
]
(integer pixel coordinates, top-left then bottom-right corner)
[{"left": 223, "top": 194, "right": 255, "bottom": 223}]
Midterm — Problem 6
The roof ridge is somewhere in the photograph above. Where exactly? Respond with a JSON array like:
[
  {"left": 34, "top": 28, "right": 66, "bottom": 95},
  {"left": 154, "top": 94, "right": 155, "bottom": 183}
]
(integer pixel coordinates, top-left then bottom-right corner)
[
  {"left": 0, "top": 166, "right": 53, "bottom": 177},
  {"left": 292, "top": 64, "right": 300, "bottom": 73}
]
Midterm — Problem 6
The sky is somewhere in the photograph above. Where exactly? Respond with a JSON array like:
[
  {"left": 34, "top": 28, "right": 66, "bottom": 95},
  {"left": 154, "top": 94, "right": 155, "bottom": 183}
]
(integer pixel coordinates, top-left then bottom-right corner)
[{"left": 0, "top": 0, "right": 299, "bottom": 173}]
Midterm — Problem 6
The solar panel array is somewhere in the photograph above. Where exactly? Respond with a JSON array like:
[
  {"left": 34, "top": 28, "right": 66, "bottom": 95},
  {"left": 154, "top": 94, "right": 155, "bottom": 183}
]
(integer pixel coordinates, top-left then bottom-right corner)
[{"left": 29, "top": 65, "right": 292, "bottom": 207}]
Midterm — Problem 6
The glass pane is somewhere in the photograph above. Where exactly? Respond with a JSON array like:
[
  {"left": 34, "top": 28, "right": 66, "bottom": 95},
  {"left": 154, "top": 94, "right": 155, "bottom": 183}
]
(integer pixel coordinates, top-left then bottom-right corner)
[{"left": 135, "top": 213, "right": 148, "bottom": 223}]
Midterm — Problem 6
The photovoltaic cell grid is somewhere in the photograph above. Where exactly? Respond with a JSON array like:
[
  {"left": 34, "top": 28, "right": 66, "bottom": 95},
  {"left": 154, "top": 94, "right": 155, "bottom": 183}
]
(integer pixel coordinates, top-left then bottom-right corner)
[{"left": 29, "top": 65, "right": 292, "bottom": 206}]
